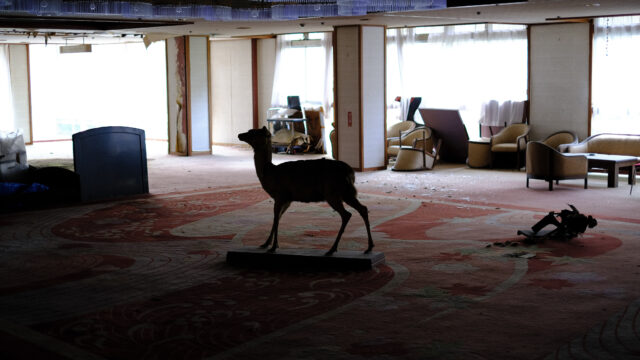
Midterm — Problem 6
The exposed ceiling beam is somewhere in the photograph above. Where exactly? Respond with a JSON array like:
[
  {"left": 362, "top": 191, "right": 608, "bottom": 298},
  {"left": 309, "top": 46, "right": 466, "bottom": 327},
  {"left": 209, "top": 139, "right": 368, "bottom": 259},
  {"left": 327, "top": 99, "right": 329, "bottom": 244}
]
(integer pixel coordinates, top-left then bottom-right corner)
[{"left": 0, "top": 14, "right": 192, "bottom": 31}]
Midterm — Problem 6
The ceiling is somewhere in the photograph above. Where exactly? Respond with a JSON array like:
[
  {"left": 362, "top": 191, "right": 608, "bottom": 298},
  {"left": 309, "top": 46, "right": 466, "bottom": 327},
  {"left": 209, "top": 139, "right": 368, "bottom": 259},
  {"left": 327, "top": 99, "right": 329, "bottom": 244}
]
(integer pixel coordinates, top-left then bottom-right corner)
[{"left": 1, "top": 0, "right": 639, "bottom": 45}]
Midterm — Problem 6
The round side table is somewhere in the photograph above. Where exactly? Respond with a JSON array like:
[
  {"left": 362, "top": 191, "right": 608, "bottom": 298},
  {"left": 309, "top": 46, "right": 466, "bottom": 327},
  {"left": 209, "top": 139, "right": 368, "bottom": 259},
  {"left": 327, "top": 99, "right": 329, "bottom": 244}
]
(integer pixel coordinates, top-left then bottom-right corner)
[{"left": 467, "top": 138, "right": 491, "bottom": 168}]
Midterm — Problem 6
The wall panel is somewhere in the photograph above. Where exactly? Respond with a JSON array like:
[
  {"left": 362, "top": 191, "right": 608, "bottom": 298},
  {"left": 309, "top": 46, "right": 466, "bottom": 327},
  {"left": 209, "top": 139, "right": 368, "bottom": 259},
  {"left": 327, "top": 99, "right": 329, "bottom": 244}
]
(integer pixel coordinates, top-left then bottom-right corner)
[
  {"left": 211, "top": 39, "right": 253, "bottom": 144},
  {"left": 257, "top": 38, "right": 276, "bottom": 129},
  {"left": 361, "top": 26, "right": 385, "bottom": 169},
  {"left": 9, "top": 45, "right": 31, "bottom": 144},
  {"left": 529, "top": 23, "right": 590, "bottom": 140},
  {"left": 187, "top": 36, "right": 211, "bottom": 153},
  {"left": 335, "top": 26, "right": 361, "bottom": 168}
]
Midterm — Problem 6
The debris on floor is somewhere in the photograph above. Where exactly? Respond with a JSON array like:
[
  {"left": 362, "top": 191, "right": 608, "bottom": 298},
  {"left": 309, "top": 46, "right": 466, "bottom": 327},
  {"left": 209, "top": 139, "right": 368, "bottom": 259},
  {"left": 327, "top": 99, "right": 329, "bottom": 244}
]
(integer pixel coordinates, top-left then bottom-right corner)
[{"left": 517, "top": 204, "right": 597, "bottom": 243}]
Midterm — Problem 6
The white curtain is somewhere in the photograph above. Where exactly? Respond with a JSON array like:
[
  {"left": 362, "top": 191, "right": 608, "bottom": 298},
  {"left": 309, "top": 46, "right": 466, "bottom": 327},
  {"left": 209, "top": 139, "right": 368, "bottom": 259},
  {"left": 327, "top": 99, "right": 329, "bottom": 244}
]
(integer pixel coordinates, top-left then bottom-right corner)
[
  {"left": 386, "top": 28, "right": 417, "bottom": 122},
  {"left": 386, "top": 24, "right": 528, "bottom": 137},
  {"left": 479, "top": 99, "right": 526, "bottom": 127},
  {"left": 592, "top": 16, "right": 640, "bottom": 135},
  {"left": 270, "top": 32, "right": 333, "bottom": 119},
  {"left": 0, "top": 45, "right": 15, "bottom": 133}
]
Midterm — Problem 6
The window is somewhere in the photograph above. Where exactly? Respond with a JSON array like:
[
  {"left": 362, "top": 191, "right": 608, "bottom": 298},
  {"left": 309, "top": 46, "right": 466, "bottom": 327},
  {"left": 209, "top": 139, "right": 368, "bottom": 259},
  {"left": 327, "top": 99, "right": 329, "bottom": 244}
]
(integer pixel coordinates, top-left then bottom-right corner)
[
  {"left": 29, "top": 41, "right": 168, "bottom": 141},
  {"left": 592, "top": 16, "right": 640, "bottom": 135},
  {"left": 387, "top": 24, "right": 528, "bottom": 137},
  {"left": 0, "top": 45, "right": 13, "bottom": 132},
  {"left": 271, "top": 32, "right": 333, "bottom": 114}
]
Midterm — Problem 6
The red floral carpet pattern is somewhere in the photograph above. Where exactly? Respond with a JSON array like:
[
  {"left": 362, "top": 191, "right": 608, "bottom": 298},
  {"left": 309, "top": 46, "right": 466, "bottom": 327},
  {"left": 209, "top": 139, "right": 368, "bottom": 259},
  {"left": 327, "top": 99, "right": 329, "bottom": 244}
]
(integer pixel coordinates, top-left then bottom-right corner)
[{"left": 1, "top": 186, "right": 639, "bottom": 359}]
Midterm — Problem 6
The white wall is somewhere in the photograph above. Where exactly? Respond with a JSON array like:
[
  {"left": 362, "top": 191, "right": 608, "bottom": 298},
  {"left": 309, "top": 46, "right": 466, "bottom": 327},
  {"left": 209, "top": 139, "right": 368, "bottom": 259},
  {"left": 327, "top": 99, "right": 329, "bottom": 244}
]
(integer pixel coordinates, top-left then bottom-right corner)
[
  {"left": 257, "top": 38, "right": 276, "bottom": 129},
  {"left": 361, "top": 26, "right": 386, "bottom": 170},
  {"left": 9, "top": 45, "right": 31, "bottom": 144},
  {"left": 188, "top": 36, "right": 211, "bottom": 153},
  {"left": 211, "top": 39, "right": 253, "bottom": 144},
  {"left": 529, "top": 23, "right": 591, "bottom": 141}
]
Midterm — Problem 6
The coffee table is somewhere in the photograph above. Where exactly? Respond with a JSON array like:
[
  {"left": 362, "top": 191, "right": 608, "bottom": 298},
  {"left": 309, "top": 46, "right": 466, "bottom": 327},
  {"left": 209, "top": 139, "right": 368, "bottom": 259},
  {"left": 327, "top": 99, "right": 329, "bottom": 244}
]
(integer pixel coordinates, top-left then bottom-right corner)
[{"left": 585, "top": 154, "right": 638, "bottom": 188}]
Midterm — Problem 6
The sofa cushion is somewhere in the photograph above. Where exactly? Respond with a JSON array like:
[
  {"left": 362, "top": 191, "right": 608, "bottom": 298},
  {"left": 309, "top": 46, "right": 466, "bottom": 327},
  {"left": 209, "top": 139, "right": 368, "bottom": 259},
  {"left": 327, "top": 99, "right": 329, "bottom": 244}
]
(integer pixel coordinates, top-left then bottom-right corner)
[
  {"left": 586, "top": 135, "right": 640, "bottom": 156},
  {"left": 492, "top": 143, "right": 518, "bottom": 152}
]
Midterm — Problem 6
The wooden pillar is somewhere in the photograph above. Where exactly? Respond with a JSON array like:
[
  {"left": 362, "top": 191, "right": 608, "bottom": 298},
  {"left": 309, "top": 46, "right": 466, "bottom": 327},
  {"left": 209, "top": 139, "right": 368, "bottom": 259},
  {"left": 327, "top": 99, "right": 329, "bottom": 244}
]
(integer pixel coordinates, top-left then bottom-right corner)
[
  {"left": 333, "top": 25, "right": 386, "bottom": 171},
  {"left": 166, "top": 35, "right": 212, "bottom": 156}
]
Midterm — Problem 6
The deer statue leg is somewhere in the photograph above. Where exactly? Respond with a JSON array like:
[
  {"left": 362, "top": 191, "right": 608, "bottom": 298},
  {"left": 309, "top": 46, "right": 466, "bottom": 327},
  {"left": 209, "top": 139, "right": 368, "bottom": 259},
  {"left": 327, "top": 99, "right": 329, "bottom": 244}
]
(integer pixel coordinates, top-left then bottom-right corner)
[
  {"left": 262, "top": 200, "right": 290, "bottom": 252},
  {"left": 344, "top": 197, "right": 374, "bottom": 253},
  {"left": 326, "top": 198, "right": 352, "bottom": 256}
]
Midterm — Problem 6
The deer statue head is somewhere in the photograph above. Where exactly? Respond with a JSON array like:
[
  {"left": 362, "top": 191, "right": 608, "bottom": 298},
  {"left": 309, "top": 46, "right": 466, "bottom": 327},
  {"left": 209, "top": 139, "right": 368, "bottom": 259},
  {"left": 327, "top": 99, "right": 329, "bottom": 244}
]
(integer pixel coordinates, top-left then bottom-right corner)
[{"left": 238, "top": 126, "right": 272, "bottom": 150}]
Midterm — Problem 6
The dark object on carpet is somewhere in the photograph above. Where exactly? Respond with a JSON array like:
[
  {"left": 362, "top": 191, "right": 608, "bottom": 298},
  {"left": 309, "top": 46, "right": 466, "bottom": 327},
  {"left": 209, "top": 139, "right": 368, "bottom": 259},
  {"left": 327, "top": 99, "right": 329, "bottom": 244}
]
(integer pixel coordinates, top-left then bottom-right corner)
[
  {"left": 518, "top": 204, "right": 597, "bottom": 242},
  {"left": 73, "top": 126, "right": 148, "bottom": 202},
  {"left": 226, "top": 247, "right": 386, "bottom": 271},
  {"left": 0, "top": 166, "right": 80, "bottom": 212}
]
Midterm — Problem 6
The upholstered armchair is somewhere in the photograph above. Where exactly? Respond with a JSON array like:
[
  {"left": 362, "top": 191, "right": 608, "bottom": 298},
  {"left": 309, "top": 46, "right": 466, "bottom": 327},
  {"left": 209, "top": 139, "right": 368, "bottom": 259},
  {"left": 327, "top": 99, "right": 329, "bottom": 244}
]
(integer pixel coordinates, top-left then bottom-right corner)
[
  {"left": 542, "top": 131, "right": 579, "bottom": 153},
  {"left": 386, "top": 121, "right": 417, "bottom": 145},
  {"left": 489, "top": 123, "right": 530, "bottom": 170},
  {"left": 526, "top": 141, "right": 588, "bottom": 191},
  {"left": 387, "top": 127, "right": 431, "bottom": 158}
]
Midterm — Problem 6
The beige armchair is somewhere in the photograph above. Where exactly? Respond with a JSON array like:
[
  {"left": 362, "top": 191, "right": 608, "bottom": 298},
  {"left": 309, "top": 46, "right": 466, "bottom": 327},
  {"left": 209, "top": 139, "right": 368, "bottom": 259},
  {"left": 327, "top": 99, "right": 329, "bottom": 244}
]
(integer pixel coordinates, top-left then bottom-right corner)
[
  {"left": 386, "top": 121, "right": 417, "bottom": 144},
  {"left": 490, "top": 123, "right": 530, "bottom": 170},
  {"left": 542, "top": 131, "right": 578, "bottom": 152},
  {"left": 387, "top": 127, "right": 431, "bottom": 158},
  {"left": 526, "top": 141, "right": 588, "bottom": 191}
]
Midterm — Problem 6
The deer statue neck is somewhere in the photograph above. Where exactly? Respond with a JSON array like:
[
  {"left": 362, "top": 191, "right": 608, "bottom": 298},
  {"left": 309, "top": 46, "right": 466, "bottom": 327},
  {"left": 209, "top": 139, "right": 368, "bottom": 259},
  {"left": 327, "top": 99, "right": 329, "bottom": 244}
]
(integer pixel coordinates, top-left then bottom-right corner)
[{"left": 252, "top": 139, "right": 275, "bottom": 188}]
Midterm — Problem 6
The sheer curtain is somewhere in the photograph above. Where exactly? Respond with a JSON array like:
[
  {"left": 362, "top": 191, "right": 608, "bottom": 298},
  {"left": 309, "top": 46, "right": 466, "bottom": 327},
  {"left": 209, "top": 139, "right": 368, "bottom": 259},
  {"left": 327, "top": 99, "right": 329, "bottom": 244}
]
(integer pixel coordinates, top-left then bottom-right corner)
[
  {"left": 592, "top": 16, "right": 640, "bottom": 135},
  {"left": 387, "top": 24, "right": 528, "bottom": 137},
  {"left": 386, "top": 28, "right": 417, "bottom": 123},
  {"left": 0, "top": 45, "right": 14, "bottom": 132},
  {"left": 271, "top": 32, "right": 333, "bottom": 118}
]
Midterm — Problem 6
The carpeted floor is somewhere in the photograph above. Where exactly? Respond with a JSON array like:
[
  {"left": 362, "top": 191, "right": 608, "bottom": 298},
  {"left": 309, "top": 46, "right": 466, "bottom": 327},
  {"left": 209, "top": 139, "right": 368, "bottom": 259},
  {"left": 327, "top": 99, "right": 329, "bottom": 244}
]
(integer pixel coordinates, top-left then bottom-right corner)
[{"left": 1, "top": 146, "right": 639, "bottom": 359}]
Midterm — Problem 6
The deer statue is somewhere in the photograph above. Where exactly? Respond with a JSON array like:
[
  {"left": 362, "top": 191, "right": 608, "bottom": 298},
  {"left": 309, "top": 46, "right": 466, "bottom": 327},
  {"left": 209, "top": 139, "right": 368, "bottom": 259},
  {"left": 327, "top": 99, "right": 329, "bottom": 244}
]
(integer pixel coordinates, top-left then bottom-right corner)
[{"left": 238, "top": 127, "right": 374, "bottom": 255}]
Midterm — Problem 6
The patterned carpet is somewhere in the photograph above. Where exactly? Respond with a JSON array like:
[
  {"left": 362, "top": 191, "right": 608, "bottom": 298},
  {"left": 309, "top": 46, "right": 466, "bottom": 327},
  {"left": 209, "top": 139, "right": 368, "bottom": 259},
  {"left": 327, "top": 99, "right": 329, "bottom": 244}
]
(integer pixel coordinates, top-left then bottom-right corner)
[{"left": 1, "top": 184, "right": 640, "bottom": 359}]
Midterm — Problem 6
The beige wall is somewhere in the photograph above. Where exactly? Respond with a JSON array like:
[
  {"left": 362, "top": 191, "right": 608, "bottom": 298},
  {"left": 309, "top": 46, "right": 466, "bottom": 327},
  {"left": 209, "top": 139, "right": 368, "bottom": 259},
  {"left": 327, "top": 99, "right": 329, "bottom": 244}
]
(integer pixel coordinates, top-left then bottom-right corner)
[
  {"left": 529, "top": 23, "right": 591, "bottom": 141},
  {"left": 257, "top": 38, "right": 276, "bottom": 129},
  {"left": 335, "top": 26, "right": 362, "bottom": 168},
  {"left": 210, "top": 39, "right": 253, "bottom": 145}
]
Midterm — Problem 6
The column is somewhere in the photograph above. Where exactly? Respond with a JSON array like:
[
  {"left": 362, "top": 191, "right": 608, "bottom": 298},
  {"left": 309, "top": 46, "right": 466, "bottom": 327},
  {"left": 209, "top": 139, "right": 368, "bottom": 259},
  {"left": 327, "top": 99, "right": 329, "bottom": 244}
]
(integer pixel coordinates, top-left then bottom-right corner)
[
  {"left": 166, "top": 35, "right": 212, "bottom": 155},
  {"left": 334, "top": 25, "right": 386, "bottom": 171}
]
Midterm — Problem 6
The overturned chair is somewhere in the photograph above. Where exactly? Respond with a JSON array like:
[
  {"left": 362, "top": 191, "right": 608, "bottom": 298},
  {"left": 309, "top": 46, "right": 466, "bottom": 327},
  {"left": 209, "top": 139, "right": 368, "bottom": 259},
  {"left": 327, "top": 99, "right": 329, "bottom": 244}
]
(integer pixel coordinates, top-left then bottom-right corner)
[
  {"left": 386, "top": 121, "right": 417, "bottom": 157},
  {"left": 526, "top": 141, "right": 588, "bottom": 191},
  {"left": 392, "top": 130, "right": 442, "bottom": 171},
  {"left": 387, "top": 127, "right": 428, "bottom": 159}
]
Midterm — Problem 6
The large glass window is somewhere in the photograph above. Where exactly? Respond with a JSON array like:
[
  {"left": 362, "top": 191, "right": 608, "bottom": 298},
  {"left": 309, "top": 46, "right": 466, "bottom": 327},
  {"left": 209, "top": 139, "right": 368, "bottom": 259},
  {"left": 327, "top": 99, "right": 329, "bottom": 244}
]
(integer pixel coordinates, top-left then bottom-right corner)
[
  {"left": 29, "top": 41, "right": 168, "bottom": 141},
  {"left": 271, "top": 32, "right": 333, "bottom": 114},
  {"left": 0, "top": 45, "right": 13, "bottom": 132},
  {"left": 592, "top": 16, "right": 640, "bottom": 135},
  {"left": 387, "top": 24, "right": 528, "bottom": 136}
]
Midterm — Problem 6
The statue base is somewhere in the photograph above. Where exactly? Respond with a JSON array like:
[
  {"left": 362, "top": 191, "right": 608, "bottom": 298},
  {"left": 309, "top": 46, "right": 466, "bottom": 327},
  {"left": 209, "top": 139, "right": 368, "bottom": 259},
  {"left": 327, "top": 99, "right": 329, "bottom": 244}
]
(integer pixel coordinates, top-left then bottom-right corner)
[{"left": 226, "top": 247, "right": 385, "bottom": 271}]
